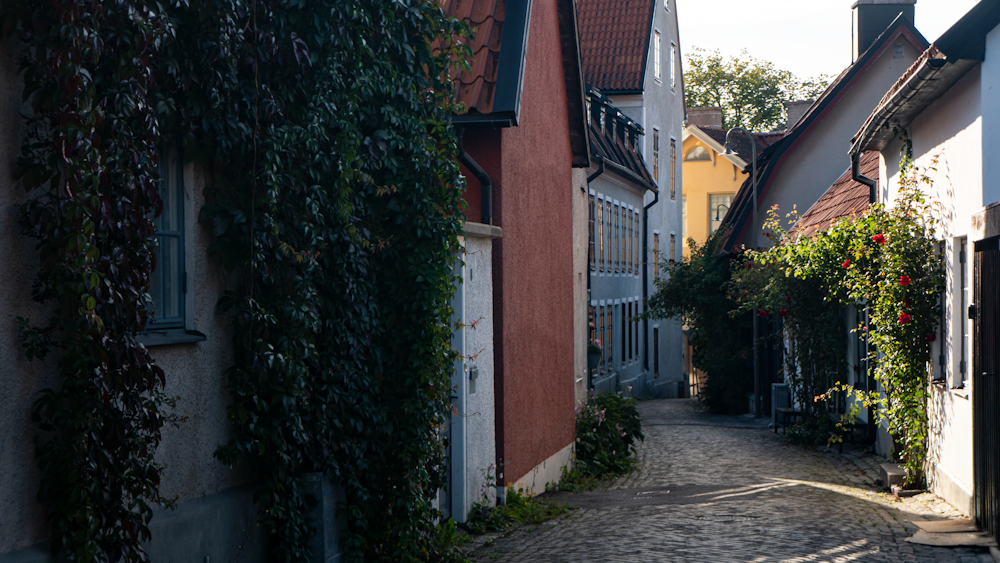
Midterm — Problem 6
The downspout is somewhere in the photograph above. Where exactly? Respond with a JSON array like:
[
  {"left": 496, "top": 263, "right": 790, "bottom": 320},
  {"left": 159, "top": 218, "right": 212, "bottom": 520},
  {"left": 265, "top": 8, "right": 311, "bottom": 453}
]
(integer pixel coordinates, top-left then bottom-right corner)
[
  {"left": 852, "top": 151, "right": 878, "bottom": 204},
  {"left": 457, "top": 127, "right": 493, "bottom": 225},
  {"left": 585, "top": 156, "right": 605, "bottom": 389},
  {"left": 642, "top": 187, "right": 659, "bottom": 373}
]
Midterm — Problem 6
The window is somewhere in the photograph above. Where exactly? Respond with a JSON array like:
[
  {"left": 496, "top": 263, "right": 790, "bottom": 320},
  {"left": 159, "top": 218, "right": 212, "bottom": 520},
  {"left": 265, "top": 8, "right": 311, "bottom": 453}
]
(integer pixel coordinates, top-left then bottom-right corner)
[
  {"left": 634, "top": 303, "right": 640, "bottom": 360},
  {"left": 614, "top": 204, "right": 620, "bottom": 272},
  {"left": 652, "top": 130, "right": 660, "bottom": 183},
  {"left": 597, "top": 198, "right": 605, "bottom": 271},
  {"left": 622, "top": 206, "right": 629, "bottom": 273},
  {"left": 606, "top": 306, "right": 614, "bottom": 372},
  {"left": 653, "top": 233, "right": 660, "bottom": 280},
  {"left": 670, "top": 139, "right": 676, "bottom": 199},
  {"left": 589, "top": 195, "right": 596, "bottom": 271},
  {"left": 653, "top": 327, "right": 660, "bottom": 377},
  {"left": 627, "top": 302, "right": 633, "bottom": 363},
  {"left": 605, "top": 200, "right": 612, "bottom": 272},
  {"left": 664, "top": 0, "right": 669, "bottom": 10},
  {"left": 709, "top": 193, "right": 735, "bottom": 234},
  {"left": 621, "top": 305, "right": 627, "bottom": 367},
  {"left": 654, "top": 32, "right": 661, "bottom": 82},
  {"left": 670, "top": 43, "right": 677, "bottom": 90},
  {"left": 599, "top": 306, "right": 606, "bottom": 371},
  {"left": 685, "top": 146, "right": 710, "bottom": 161},
  {"left": 670, "top": 234, "right": 676, "bottom": 263},
  {"left": 150, "top": 150, "right": 185, "bottom": 329},
  {"left": 633, "top": 212, "right": 640, "bottom": 274}
]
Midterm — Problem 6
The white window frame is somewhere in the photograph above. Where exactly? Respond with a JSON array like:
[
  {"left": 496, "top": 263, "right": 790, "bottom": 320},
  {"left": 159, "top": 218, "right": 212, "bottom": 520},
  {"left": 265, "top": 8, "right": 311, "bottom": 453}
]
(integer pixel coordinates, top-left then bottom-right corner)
[
  {"left": 654, "top": 31, "right": 662, "bottom": 83},
  {"left": 670, "top": 42, "right": 677, "bottom": 90}
]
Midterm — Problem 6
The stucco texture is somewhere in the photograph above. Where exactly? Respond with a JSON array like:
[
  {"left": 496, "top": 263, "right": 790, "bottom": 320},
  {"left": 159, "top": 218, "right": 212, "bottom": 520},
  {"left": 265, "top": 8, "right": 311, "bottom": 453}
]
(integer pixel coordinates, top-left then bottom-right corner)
[
  {"left": 461, "top": 235, "right": 498, "bottom": 509},
  {"left": 0, "top": 38, "right": 246, "bottom": 554},
  {"left": 495, "top": 0, "right": 576, "bottom": 486}
]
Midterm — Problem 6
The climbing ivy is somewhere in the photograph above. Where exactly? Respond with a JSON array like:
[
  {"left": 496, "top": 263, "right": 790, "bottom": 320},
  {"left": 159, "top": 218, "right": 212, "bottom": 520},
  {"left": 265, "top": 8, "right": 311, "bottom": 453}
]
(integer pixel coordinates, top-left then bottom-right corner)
[
  {"left": 3, "top": 2, "right": 177, "bottom": 562},
  {"left": 733, "top": 139, "right": 944, "bottom": 486},
  {"left": 4, "top": 0, "right": 470, "bottom": 561}
]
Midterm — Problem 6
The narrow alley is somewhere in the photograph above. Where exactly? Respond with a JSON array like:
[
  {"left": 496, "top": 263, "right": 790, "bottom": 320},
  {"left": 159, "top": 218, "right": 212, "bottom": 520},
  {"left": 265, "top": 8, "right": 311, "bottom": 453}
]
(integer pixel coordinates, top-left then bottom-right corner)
[{"left": 471, "top": 400, "right": 994, "bottom": 563}]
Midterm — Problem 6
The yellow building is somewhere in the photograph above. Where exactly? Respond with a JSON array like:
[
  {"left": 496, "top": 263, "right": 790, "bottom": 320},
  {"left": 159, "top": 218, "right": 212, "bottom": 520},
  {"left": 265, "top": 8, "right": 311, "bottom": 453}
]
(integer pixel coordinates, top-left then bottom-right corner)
[{"left": 681, "top": 115, "right": 782, "bottom": 257}]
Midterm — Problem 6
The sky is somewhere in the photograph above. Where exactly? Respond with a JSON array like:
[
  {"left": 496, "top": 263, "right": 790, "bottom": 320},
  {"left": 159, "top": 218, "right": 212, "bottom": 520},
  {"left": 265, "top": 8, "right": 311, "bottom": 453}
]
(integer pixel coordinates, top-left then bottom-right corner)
[{"left": 677, "top": 0, "right": 981, "bottom": 79}]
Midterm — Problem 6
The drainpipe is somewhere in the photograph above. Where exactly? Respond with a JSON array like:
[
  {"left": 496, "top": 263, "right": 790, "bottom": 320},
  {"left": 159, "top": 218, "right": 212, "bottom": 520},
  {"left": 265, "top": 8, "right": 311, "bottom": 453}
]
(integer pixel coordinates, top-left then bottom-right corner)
[
  {"left": 852, "top": 152, "right": 878, "bottom": 204},
  {"left": 642, "top": 187, "right": 659, "bottom": 373},
  {"left": 457, "top": 128, "right": 492, "bottom": 225}
]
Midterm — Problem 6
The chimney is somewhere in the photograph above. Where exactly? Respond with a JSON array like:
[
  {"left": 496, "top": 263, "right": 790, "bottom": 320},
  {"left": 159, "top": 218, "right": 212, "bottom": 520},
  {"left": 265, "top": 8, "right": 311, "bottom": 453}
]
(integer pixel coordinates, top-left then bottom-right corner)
[
  {"left": 852, "top": 0, "right": 915, "bottom": 60},
  {"left": 686, "top": 107, "right": 723, "bottom": 128},
  {"left": 784, "top": 100, "right": 814, "bottom": 130}
]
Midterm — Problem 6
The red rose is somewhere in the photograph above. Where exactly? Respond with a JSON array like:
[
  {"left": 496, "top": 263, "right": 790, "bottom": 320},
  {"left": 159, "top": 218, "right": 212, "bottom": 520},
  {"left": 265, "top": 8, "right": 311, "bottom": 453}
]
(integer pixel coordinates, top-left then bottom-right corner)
[
  {"left": 899, "top": 312, "right": 912, "bottom": 324},
  {"left": 819, "top": 355, "right": 826, "bottom": 362},
  {"left": 926, "top": 333, "right": 936, "bottom": 342},
  {"left": 904, "top": 298, "right": 912, "bottom": 307},
  {"left": 900, "top": 275, "right": 911, "bottom": 286},
  {"left": 842, "top": 259, "right": 851, "bottom": 268},
  {"left": 765, "top": 232, "right": 771, "bottom": 238},
  {"left": 872, "top": 234, "right": 886, "bottom": 245},
  {"left": 786, "top": 295, "right": 792, "bottom": 303},
  {"left": 758, "top": 309, "right": 768, "bottom": 318},
  {"left": 778, "top": 309, "right": 788, "bottom": 318},
  {"left": 745, "top": 263, "right": 753, "bottom": 270}
]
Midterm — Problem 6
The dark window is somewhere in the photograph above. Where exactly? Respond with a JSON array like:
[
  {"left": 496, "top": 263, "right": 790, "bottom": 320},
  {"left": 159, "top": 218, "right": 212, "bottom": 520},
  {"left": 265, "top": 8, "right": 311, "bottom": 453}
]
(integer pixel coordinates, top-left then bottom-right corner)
[
  {"left": 599, "top": 305, "right": 606, "bottom": 371},
  {"left": 589, "top": 195, "right": 596, "bottom": 271},
  {"left": 653, "top": 130, "right": 660, "bottom": 183},
  {"left": 670, "top": 234, "right": 676, "bottom": 263},
  {"left": 606, "top": 306, "right": 614, "bottom": 371},
  {"left": 150, "top": 150, "right": 185, "bottom": 329},
  {"left": 960, "top": 236, "right": 969, "bottom": 386},
  {"left": 605, "top": 200, "right": 613, "bottom": 272},
  {"left": 635, "top": 303, "right": 640, "bottom": 360},
  {"left": 628, "top": 302, "right": 633, "bottom": 363},
  {"left": 615, "top": 204, "right": 621, "bottom": 272},
  {"left": 634, "top": 212, "right": 640, "bottom": 274},
  {"left": 670, "top": 139, "right": 676, "bottom": 199},
  {"left": 654, "top": 327, "right": 660, "bottom": 377},
  {"left": 621, "top": 305, "right": 626, "bottom": 367}
]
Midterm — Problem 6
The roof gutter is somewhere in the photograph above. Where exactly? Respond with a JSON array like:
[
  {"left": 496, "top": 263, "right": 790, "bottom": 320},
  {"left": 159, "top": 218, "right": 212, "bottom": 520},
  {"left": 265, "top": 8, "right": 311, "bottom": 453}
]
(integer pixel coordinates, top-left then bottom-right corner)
[
  {"left": 850, "top": 55, "right": 948, "bottom": 202},
  {"left": 456, "top": 127, "right": 492, "bottom": 225}
]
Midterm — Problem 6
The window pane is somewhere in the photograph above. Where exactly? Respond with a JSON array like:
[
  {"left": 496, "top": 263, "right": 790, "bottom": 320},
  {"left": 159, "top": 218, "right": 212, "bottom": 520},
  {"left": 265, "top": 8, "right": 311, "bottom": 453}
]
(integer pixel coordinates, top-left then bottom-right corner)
[
  {"left": 709, "top": 193, "right": 735, "bottom": 234},
  {"left": 162, "top": 236, "right": 180, "bottom": 319},
  {"left": 151, "top": 239, "right": 164, "bottom": 319},
  {"left": 160, "top": 151, "right": 180, "bottom": 232}
]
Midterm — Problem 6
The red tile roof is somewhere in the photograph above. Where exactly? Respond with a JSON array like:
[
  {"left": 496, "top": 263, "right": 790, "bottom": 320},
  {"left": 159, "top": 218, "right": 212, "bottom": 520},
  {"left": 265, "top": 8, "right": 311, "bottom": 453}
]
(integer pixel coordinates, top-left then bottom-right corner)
[
  {"left": 792, "top": 151, "right": 878, "bottom": 239},
  {"left": 577, "top": 0, "right": 653, "bottom": 91},
  {"left": 442, "top": 0, "right": 506, "bottom": 114}
]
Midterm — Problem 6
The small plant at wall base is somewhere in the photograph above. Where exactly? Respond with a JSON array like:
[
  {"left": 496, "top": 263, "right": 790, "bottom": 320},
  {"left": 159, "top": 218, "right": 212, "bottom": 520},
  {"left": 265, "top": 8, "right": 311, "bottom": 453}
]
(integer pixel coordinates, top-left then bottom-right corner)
[
  {"left": 573, "top": 392, "right": 643, "bottom": 478},
  {"left": 731, "top": 136, "right": 943, "bottom": 488}
]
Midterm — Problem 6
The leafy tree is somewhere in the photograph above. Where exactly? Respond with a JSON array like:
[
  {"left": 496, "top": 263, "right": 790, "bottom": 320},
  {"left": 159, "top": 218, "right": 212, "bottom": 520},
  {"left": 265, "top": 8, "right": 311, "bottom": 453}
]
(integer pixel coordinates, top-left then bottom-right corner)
[
  {"left": 684, "top": 48, "right": 831, "bottom": 131},
  {"left": 645, "top": 229, "right": 753, "bottom": 414}
]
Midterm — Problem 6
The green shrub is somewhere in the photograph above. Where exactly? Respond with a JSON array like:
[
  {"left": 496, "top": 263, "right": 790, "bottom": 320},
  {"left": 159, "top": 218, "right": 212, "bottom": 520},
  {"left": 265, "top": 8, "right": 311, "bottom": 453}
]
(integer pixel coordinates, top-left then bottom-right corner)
[
  {"left": 574, "top": 392, "right": 643, "bottom": 477},
  {"left": 785, "top": 415, "right": 829, "bottom": 446}
]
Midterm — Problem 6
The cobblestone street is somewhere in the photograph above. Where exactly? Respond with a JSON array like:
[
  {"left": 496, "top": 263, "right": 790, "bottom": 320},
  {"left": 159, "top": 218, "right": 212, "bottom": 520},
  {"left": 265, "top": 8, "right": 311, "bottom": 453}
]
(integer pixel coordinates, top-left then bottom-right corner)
[{"left": 470, "top": 399, "right": 995, "bottom": 563}]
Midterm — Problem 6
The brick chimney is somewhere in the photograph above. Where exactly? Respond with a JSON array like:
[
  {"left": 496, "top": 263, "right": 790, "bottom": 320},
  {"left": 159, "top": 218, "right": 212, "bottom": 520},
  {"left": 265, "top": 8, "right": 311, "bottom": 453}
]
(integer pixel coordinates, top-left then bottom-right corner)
[
  {"left": 784, "top": 100, "right": 814, "bottom": 130},
  {"left": 852, "top": 0, "right": 915, "bottom": 60},
  {"left": 687, "top": 107, "right": 723, "bottom": 128}
]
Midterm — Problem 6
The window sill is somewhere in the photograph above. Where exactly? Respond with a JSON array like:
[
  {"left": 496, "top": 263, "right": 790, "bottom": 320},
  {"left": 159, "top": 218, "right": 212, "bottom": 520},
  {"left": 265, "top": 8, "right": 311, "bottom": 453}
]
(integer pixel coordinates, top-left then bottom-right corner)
[{"left": 138, "top": 329, "right": 207, "bottom": 347}]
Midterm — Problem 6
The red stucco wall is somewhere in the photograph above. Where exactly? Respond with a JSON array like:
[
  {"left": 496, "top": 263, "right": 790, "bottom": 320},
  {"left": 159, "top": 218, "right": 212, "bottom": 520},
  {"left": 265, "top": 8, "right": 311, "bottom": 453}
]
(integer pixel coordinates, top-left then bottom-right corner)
[{"left": 495, "top": 0, "right": 576, "bottom": 486}]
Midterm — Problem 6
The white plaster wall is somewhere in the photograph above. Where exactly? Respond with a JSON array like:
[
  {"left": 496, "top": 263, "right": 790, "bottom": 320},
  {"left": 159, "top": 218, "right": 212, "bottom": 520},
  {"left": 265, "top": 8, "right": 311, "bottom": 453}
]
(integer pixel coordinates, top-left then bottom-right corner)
[
  {"left": 982, "top": 25, "right": 1000, "bottom": 207},
  {"left": 879, "top": 66, "right": 982, "bottom": 514},
  {"left": 572, "top": 169, "right": 589, "bottom": 405},
  {"left": 461, "top": 235, "right": 497, "bottom": 509},
  {"left": 758, "top": 39, "right": 921, "bottom": 240}
]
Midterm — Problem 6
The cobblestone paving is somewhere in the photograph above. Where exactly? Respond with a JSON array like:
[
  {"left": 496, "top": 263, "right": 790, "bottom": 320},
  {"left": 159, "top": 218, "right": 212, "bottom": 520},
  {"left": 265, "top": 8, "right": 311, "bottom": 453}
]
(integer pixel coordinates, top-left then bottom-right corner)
[{"left": 470, "top": 399, "right": 995, "bottom": 563}]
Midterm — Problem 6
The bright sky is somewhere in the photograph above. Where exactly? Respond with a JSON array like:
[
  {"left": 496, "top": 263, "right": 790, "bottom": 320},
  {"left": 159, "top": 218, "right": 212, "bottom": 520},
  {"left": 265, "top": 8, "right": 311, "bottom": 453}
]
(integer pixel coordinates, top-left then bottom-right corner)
[{"left": 678, "top": 0, "right": 981, "bottom": 78}]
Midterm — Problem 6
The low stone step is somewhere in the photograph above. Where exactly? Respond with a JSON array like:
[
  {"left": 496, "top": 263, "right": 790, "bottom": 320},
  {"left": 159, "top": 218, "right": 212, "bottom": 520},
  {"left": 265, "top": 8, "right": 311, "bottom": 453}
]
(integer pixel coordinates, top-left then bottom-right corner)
[{"left": 880, "top": 463, "right": 905, "bottom": 488}]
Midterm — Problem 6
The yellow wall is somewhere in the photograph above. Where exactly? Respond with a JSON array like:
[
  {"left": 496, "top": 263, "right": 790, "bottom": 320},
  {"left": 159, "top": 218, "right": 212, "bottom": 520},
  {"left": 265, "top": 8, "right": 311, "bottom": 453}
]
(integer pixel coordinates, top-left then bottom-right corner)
[{"left": 681, "top": 132, "right": 746, "bottom": 257}]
